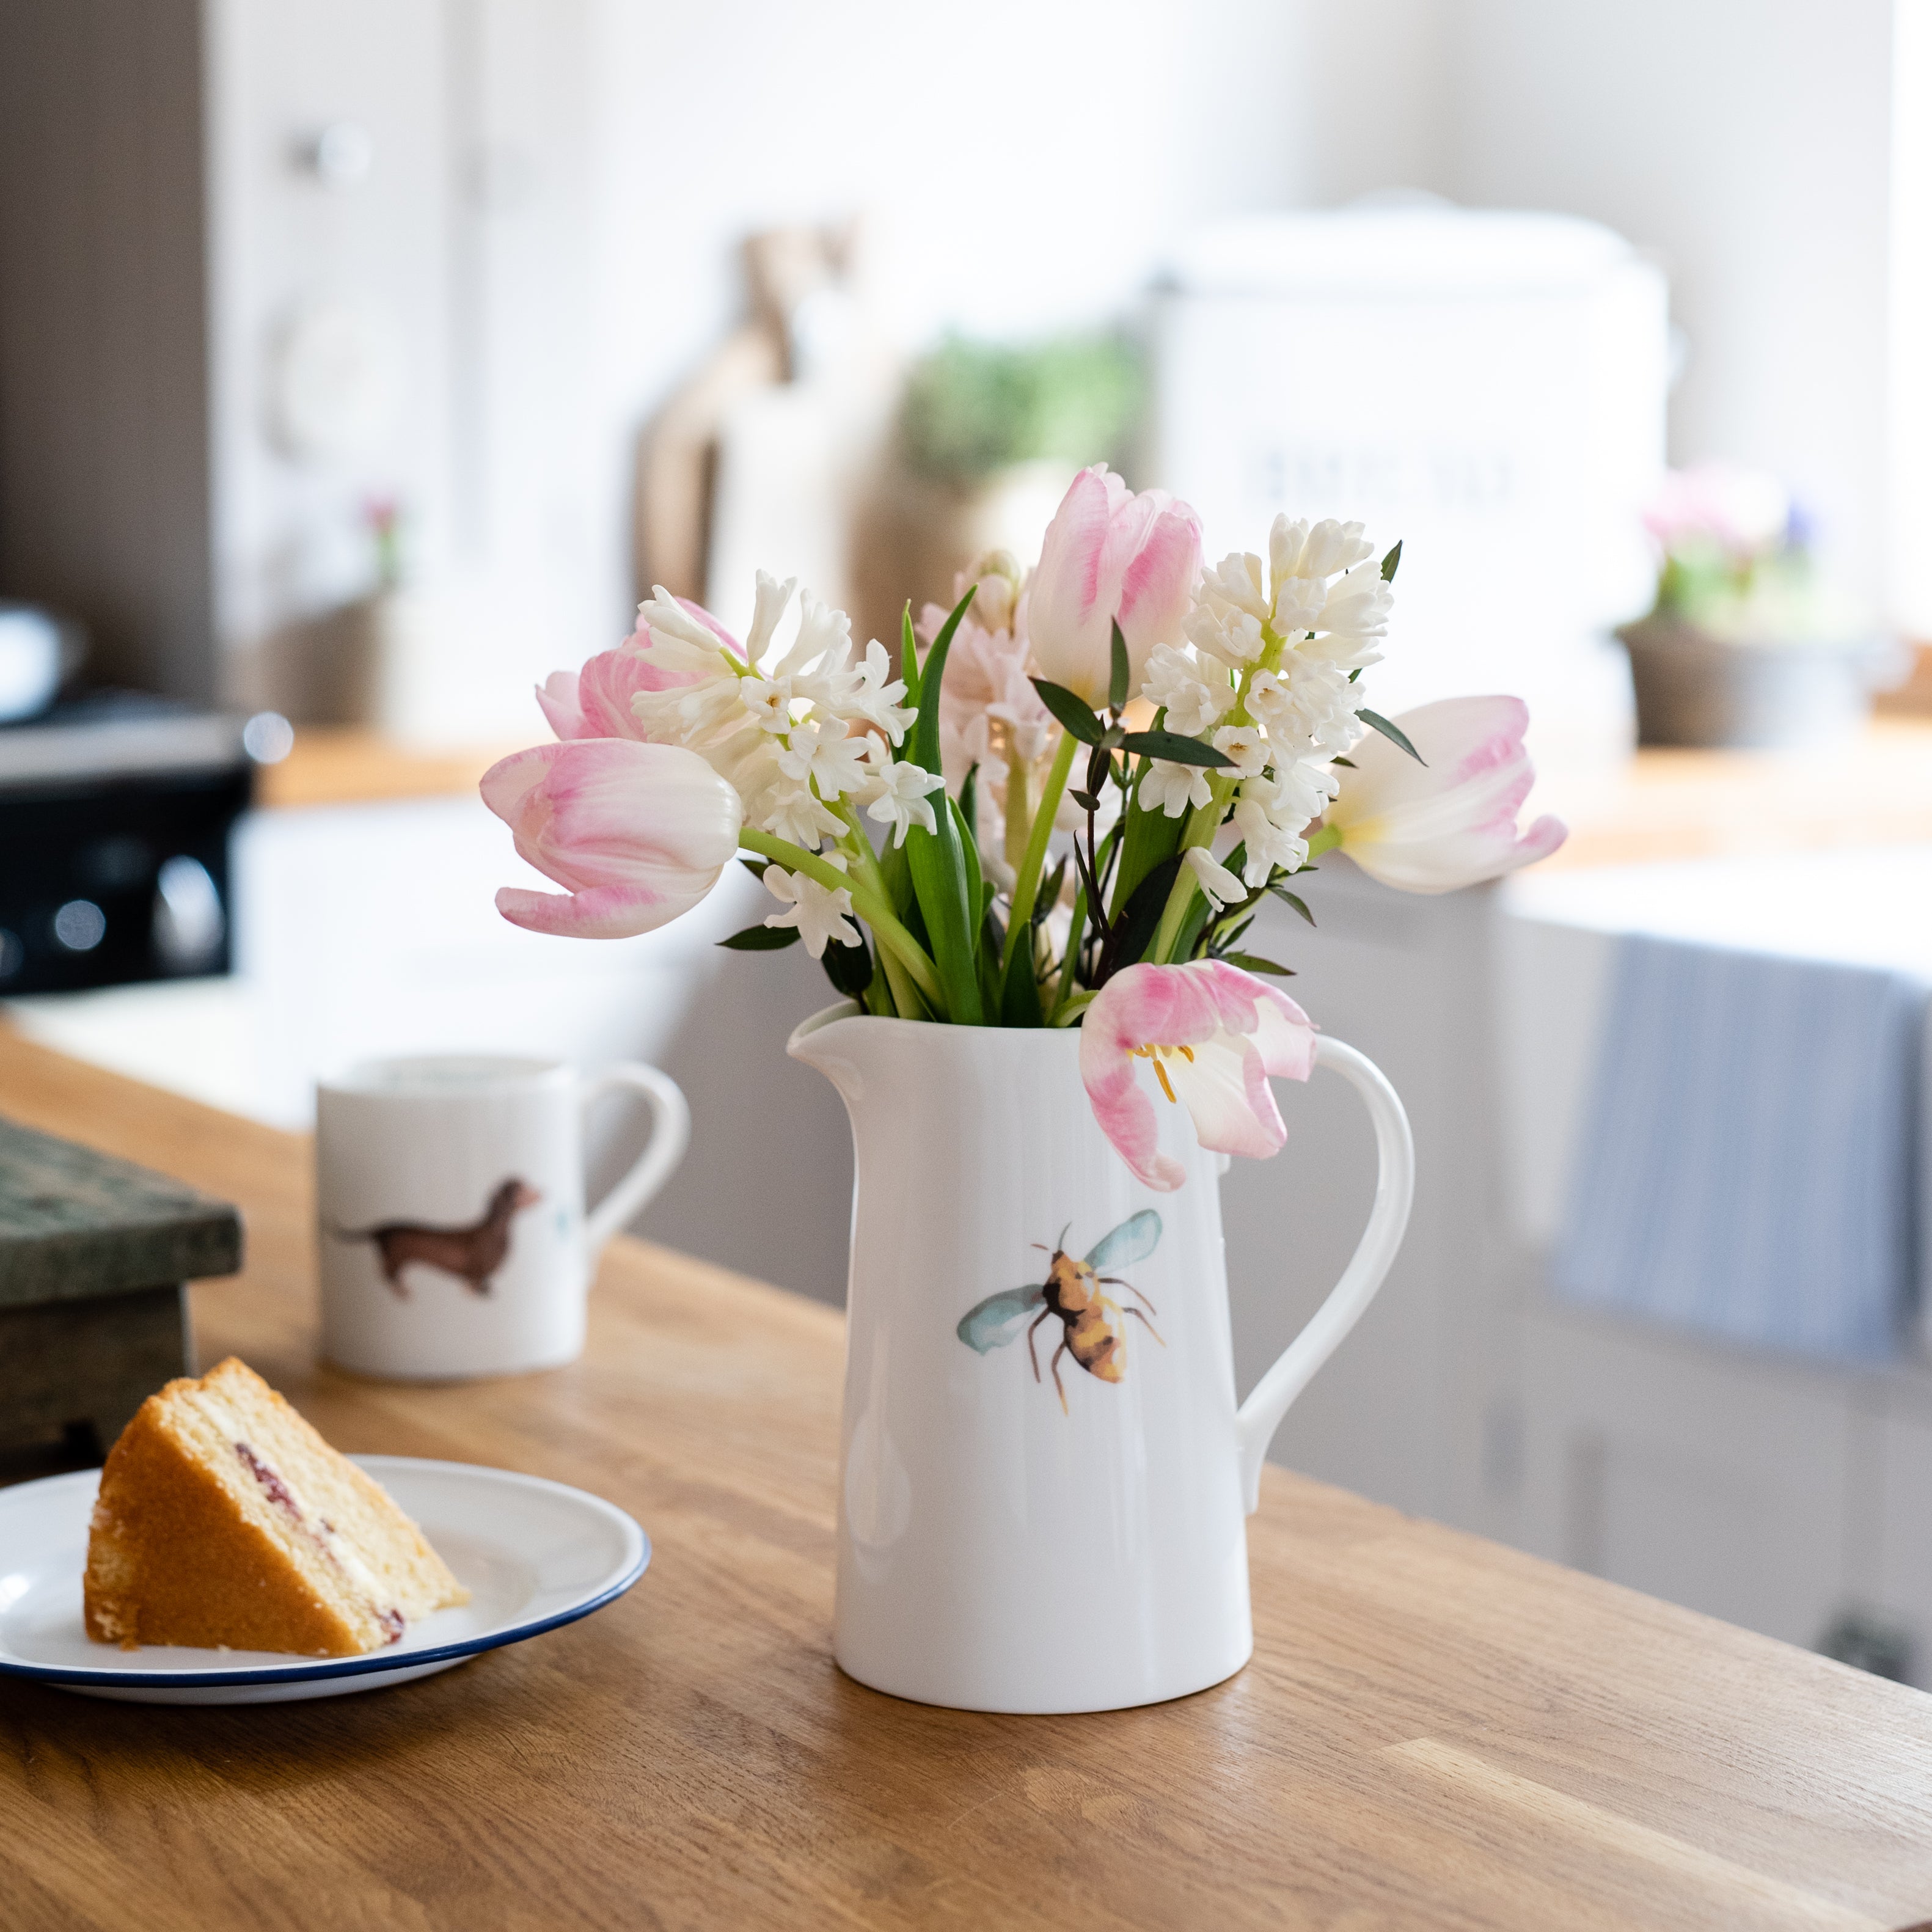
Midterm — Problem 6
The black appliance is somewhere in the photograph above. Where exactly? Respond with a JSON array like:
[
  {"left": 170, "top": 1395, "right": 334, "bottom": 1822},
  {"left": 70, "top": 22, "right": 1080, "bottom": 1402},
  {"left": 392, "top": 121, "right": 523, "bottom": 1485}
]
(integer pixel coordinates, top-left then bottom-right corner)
[{"left": 0, "top": 692, "right": 254, "bottom": 995}]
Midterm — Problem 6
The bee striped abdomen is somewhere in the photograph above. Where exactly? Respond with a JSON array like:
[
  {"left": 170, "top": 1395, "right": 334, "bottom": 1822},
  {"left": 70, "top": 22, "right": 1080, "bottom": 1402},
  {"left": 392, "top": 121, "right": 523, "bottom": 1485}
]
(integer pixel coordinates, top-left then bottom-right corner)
[{"left": 1067, "top": 1309, "right": 1125, "bottom": 1382}]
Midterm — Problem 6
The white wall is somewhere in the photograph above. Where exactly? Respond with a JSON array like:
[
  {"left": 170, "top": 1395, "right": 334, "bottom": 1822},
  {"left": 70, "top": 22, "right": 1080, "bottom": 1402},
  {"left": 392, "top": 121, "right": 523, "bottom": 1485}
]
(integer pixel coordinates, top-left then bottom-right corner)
[
  {"left": 582, "top": 0, "right": 1911, "bottom": 624},
  {"left": 205, "top": 0, "right": 1914, "bottom": 689},
  {"left": 1424, "top": 0, "right": 1900, "bottom": 615},
  {"left": 578, "top": 0, "right": 1325, "bottom": 644}
]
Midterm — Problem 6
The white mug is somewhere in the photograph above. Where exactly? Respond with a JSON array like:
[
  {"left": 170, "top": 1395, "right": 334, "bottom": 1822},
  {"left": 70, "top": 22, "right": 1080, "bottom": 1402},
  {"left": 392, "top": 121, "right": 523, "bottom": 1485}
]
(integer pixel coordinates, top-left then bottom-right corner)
[{"left": 316, "top": 1055, "right": 689, "bottom": 1380}]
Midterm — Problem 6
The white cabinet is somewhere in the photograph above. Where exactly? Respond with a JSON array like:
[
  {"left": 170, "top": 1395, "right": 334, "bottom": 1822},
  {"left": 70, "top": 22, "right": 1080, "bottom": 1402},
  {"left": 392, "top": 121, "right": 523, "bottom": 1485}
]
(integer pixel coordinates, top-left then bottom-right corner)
[{"left": 1517, "top": 1306, "right": 1862, "bottom": 1648}]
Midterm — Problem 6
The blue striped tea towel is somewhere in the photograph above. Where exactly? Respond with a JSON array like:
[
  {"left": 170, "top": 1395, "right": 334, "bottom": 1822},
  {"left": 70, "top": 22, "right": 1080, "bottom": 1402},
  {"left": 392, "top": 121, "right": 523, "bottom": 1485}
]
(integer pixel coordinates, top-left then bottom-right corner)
[{"left": 1554, "top": 933, "right": 1927, "bottom": 1362}]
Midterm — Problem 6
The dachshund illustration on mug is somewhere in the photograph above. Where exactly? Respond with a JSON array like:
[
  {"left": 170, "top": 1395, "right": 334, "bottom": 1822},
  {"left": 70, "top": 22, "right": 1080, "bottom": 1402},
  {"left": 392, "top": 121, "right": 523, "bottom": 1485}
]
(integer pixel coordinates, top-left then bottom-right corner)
[{"left": 329, "top": 1178, "right": 542, "bottom": 1296}]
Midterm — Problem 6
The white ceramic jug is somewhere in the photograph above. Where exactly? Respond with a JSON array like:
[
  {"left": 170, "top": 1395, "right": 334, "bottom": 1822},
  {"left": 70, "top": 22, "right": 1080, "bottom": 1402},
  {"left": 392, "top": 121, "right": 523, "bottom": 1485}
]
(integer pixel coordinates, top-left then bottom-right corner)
[{"left": 789, "top": 1002, "right": 1414, "bottom": 1714}]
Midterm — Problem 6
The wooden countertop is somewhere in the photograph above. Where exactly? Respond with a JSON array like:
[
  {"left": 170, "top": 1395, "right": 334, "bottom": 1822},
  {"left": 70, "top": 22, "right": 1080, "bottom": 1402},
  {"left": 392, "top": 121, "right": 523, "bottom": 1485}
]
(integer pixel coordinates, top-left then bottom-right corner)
[
  {"left": 4, "top": 1031, "right": 1931, "bottom": 1931},
  {"left": 253, "top": 728, "right": 519, "bottom": 810},
  {"left": 1537, "top": 718, "right": 1932, "bottom": 872},
  {"left": 258, "top": 722, "right": 1932, "bottom": 874}
]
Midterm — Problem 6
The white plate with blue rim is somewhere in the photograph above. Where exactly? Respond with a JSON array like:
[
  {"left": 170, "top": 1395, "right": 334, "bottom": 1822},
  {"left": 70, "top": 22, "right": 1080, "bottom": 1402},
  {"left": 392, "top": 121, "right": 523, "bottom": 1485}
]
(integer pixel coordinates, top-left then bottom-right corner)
[{"left": 0, "top": 1455, "right": 649, "bottom": 1704}]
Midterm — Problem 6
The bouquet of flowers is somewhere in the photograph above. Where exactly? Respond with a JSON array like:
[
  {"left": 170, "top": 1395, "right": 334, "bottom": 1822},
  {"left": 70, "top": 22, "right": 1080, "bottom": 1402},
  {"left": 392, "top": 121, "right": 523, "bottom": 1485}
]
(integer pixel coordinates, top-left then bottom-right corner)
[{"left": 483, "top": 466, "right": 1565, "bottom": 1189}]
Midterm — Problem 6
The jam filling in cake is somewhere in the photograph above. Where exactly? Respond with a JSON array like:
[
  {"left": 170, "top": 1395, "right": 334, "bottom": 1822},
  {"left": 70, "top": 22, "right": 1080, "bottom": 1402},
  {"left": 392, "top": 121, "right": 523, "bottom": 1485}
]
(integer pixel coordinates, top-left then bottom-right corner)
[{"left": 84, "top": 1357, "right": 467, "bottom": 1656}]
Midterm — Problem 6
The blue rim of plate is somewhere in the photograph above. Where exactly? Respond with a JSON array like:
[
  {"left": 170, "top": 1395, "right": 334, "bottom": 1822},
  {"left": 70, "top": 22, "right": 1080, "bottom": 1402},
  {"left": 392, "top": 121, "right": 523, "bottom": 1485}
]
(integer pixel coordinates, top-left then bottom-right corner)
[{"left": 0, "top": 1457, "right": 651, "bottom": 1689}]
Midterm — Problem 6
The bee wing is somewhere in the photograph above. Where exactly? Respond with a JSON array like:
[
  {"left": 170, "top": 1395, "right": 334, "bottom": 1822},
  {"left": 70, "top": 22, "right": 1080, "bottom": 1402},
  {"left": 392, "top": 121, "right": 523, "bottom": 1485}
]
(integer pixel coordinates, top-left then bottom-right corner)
[
  {"left": 956, "top": 1286, "right": 1047, "bottom": 1354},
  {"left": 1084, "top": 1209, "right": 1162, "bottom": 1273}
]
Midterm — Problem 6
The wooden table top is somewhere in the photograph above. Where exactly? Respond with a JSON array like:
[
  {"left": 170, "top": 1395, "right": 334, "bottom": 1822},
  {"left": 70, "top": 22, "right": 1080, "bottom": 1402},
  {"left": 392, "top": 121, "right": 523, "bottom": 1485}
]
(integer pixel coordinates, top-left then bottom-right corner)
[{"left": 4, "top": 1030, "right": 1931, "bottom": 1932}]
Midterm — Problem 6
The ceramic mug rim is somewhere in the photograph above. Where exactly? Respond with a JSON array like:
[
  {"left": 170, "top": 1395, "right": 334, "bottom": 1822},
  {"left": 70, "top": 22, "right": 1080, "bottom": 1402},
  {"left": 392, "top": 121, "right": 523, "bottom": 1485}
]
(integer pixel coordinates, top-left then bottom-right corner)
[{"left": 320, "top": 1053, "right": 574, "bottom": 1100}]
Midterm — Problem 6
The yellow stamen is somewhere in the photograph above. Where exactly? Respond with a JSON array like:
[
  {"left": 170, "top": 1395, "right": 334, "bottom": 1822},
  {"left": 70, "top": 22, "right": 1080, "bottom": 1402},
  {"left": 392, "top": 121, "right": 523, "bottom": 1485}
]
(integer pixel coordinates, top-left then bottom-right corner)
[{"left": 1129, "top": 1042, "right": 1188, "bottom": 1105}]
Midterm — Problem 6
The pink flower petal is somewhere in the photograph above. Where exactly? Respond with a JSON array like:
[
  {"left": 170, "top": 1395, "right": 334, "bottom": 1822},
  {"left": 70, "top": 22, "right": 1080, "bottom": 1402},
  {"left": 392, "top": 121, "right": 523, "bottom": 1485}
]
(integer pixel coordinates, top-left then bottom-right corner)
[
  {"left": 494, "top": 881, "right": 681, "bottom": 939},
  {"left": 535, "top": 670, "right": 588, "bottom": 739},
  {"left": 480, "top": 739, "right": 743, "bottom": 940},
  {"left": 1114, "top": 498, "right": 1203, "bottom": 667},
  {"left": 1167, "top": 1037, "right": 1285, "bottom": 1162},
  {"left": 1080, "top": 961, "right": 1317, "bottom": 1190},
  {"left": 1328, "top": 695, "right": 1568, "bottom": 893}
]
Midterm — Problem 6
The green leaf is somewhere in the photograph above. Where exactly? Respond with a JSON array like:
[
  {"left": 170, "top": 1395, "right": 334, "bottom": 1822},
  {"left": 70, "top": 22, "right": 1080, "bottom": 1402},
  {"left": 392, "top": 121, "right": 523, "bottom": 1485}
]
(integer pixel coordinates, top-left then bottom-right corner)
[
  {"left": 719, "top": 923, "right": 800, "bottom": 951},
  {"left": 1221, "top": 951, "right": 1296, "bottom": 976},
  {"left": 1069, "top": 788, "right": 1102, "bottom": 814},
  {"left": 1030, "top": 678, "right": 1106, "bottom": 746},
  {"left": 958, "top": 761, "right": 979, "bottom": 847},
  {"left": 1356, "top": 707, "right": 1425, "bottom": 765},
  {"left": 914, "top": 587, "right": 978, "bottom": 755},
  {"left": 822, "top": 935, "right": 874, "bottom": 997},
  {"left": 902, "top": 590, "right": 984, "bottom": 1023},
  {"left": 950, "top": 791, "right": 982, "bottom": 973},
  {"left": 1032, "top": 855, "right": 1068, "bottom": 930},
  {"left": 1268, "top": 886, "right": 1315, "bottom": 927},
  {"left": 1331, "top": 756, "right": 1356, "bottom": 768},
  {"left": 1108, "top": 618, "right": 1129, "bottom": 713},
  {"left": 1176, "top": 885, "right": 1217, "bottom": 963},
  {"left": 1380, "top": 539, "right": 1402, "bottom": 584},
  {"left": 1118, "top": 730, "right": 1232, "bottom": 768},
  {"left": 1102, "top": 852, "right": 1182, "bottom": 978},
  {"left": 899, "top": 603, "right": 920, "bottom": 709},
  {"left": 1000, "top": 928, "right": 1043, "bottom": 1026},
  {"left": 1110, "top": 750, "right": 1185, "bottom": 918},
  {"left": 1212, "top": 913, "right": 1256, "bottom": 953},
  {"left": 1085, "top": 738, "right": 1114, "bottom": 797},
  {"left": 978, "top": 904, "right": 1006, "bottom": 1009},
  {"left": 738, "top": 856, "right": 770, "bottom": 879},
  {"left": 880, "top": 831, "right": 929, "bottom": 943}
]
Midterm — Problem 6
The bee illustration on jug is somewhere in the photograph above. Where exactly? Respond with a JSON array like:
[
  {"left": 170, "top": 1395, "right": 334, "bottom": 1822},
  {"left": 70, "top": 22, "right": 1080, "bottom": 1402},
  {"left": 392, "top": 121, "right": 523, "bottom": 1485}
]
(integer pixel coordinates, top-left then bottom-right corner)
[{"left": 956, "top": 1211, "right": 1165, "bottom": 1413}]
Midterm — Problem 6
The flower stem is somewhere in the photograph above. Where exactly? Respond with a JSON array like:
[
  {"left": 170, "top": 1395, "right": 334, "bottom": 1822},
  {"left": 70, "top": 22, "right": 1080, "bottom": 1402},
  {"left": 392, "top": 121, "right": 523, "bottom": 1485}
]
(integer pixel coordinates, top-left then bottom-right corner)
[
  {"left": 1001, "top": 727, "right": 1078, "bottom": 975},
  {"left": 1305, "top": 822, "right": 1342, "bottom": 861},
  {"left": 739, "top": 827, "right": 947, "bottom": 1014},
  {"left": 833, "top": 808, "right": 930, "bottom": 1021},
  {"left": 1049, "top": 990, "right": 1096, "bottom": 1027},
  {"left": 1044, "top": 874, "right": 1088, "bottom": 1020}
]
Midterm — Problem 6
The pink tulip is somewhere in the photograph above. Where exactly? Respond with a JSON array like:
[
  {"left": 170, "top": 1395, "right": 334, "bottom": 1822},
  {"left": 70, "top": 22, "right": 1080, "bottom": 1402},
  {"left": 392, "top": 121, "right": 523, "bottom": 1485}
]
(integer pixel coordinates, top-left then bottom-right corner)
[
  {"left": 535, "top": 600, "right": 744, "bottom": 741},
  {"left": 1326, "top": 697, "right": 1567, "bottom": 893},
  {"left": 1080, "top": 961, "right": 1317, "bottom": 1191},
  {"left": 1029, "top": 466, "right": 1202, "bottom": 705},
  {"left": 481, "top": 739, "right": 744, "bottom": 939}
]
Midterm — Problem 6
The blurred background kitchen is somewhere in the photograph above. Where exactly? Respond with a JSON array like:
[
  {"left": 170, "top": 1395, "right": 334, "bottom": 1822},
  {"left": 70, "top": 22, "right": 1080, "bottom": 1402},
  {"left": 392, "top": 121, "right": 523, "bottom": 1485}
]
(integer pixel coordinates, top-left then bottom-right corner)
[{"left": 3, "top": 1, "right": 1930, "bottom": 1679}]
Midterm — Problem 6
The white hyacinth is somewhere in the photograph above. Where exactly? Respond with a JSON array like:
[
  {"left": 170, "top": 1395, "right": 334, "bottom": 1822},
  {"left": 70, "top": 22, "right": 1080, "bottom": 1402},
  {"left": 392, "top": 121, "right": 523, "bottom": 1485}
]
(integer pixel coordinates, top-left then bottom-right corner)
[
  {"left": 629, "top": 571, "right": 915, "bottom": 853},
  {"left": 1140, "top": 758, "right": 1215, "bottom": 819},
  {"left": 761, "top": 860, "right": 862, "bottom": 956},
  {"left": 1140, "top": 642, "right": 1234, "bottom": 737},
  {"left": 1183, "top": 845, "right": 1247, "bottom": 912},
  {"left": 858, "top": 747, "right": 946, "bottom": 846}
]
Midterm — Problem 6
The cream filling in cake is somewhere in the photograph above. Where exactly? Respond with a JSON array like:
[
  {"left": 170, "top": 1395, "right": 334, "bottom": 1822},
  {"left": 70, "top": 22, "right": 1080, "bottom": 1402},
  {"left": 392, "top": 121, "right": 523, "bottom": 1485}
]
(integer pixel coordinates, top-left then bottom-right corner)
[
  {"left": 178, "top": 1385, "right": 404, "bottom": 1639},
  {"left": 86, "top": 1358, "right": 469, "bottom": 1655},
  {"left": 177, "top": 1386, "right": 442, "bottom": 1644}
]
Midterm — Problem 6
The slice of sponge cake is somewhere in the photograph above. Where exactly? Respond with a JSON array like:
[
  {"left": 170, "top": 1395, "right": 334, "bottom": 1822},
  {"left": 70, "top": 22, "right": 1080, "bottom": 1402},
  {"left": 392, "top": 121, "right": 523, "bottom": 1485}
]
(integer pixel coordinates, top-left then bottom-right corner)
[{"left": 84, "top": 1357, "right": 467, "bottom": 1655}]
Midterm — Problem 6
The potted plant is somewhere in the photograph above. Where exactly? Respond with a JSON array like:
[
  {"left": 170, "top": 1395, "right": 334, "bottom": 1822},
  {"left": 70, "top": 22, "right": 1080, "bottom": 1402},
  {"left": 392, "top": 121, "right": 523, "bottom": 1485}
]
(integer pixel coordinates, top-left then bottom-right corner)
[
  {"left": 850, "top": 333, "right": 1140, "bottom": 649},
  {"left": 1618, "top": 464, "right": 1903, "bottom": 748}
]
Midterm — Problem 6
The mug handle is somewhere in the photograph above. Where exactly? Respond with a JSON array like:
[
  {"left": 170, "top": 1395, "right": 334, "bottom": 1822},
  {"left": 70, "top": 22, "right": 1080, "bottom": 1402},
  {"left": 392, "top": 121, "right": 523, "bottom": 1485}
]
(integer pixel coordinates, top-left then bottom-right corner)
[
  {"left": 1233, "top": 1036, "right": 1415, "bottom": 1513},
  {"left": 580, "top": 1063, "right": 691, "bottom": 1261}
]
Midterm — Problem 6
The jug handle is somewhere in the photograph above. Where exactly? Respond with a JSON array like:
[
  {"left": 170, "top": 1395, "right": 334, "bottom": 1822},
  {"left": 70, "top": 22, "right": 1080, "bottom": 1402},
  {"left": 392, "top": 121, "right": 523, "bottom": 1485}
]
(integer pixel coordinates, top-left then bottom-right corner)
[{"left": 1234, "top": 1036, "right": 1415, "bottom": 1514}]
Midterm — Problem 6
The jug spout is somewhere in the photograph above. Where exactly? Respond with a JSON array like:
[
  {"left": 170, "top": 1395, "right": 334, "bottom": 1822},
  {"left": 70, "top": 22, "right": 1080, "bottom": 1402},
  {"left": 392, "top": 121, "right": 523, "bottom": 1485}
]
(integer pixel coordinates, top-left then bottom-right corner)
[{"left": 785, "top": 1000, "right": 879, "bottom": 1107}]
